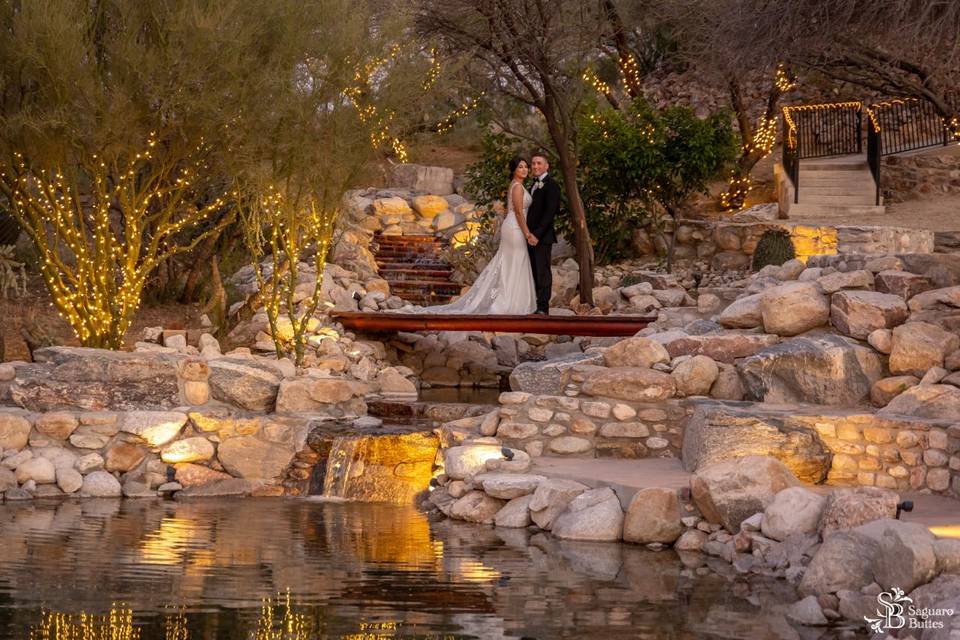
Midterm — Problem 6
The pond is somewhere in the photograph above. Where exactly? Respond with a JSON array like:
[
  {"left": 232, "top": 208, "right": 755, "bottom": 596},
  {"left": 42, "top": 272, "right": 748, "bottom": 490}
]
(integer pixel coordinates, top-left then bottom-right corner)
[{"left": 0, "top": 499, "right": 835, "bottom": 639}]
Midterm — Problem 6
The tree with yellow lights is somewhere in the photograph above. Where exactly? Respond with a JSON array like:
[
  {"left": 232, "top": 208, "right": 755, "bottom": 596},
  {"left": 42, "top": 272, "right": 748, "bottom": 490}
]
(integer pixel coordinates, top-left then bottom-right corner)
[
  {"left": 0, "top": 1, "right": 420, "bottom": 351},
  {"left": 237, "top": 4, "right": 446, "bottom": 367}
]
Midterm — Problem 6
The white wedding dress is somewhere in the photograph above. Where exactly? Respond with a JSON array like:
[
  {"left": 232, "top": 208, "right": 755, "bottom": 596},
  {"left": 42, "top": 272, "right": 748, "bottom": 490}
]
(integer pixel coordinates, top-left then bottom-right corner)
[{"left": 413, "top": 181, "right": 536, "bottom": 315}]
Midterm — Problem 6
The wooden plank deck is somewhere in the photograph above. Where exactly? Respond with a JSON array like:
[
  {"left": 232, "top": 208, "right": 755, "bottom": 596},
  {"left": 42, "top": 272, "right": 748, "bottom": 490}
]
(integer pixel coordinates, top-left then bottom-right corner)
[{"left": 330, "top": 311, "right": 656, "bottom": 337}]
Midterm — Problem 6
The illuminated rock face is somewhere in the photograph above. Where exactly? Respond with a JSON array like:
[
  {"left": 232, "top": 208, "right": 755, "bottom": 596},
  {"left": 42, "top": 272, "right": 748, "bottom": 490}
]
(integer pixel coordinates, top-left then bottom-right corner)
[{"left": 308, "top": 431, "right": 441, "bottom": 505}]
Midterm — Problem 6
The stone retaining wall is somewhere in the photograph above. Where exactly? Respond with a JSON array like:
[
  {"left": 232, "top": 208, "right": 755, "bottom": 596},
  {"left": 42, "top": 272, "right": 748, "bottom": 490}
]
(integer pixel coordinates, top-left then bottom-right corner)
[
  {"left": 683, "top": 402, "right": 960, "bottom": 497},
  {"left": 494, "top": 392, "right": 689, "bottom": 459},
  {"left": 485, "top": 392, "right": 960, "bottom": 498},
  {"left": 649, "top": 218, "right": 934, "bottom": 272}
]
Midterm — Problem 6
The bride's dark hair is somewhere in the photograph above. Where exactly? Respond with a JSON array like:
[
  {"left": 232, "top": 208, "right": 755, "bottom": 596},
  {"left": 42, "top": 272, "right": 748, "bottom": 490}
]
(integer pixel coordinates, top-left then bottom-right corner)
[{"left": 508, "top": 155, "right": 528, "bottom": 180}]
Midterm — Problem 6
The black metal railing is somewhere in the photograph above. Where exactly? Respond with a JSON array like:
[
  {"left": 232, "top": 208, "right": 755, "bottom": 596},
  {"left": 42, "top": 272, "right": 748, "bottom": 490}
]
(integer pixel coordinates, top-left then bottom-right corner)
[
  {"left": 866, "top": 120, "right": 882, "bottom": 206},
  {"left": 782, "top": 101, "right": 863, "bottom": 203},
  {"left": 864, "top": 98, "right": 953, "bottom": 205}
]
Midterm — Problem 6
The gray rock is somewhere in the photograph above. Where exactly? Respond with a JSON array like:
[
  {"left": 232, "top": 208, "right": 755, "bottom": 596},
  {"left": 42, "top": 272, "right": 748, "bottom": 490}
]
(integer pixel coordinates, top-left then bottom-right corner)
[
  {"left": 80, "top": 470, "right": 123, "bottom": 498},
  {"left": 871, "top": 520, "right": 937, "bottom": 592},
  {"left": 681, "top": 405, "right": 831, "bottom": 484},
  {"left": 475, "top": 473, "right": 545, "bottom": 499},
  {"left": 11, "top": 347, "right": 181, "bottom": 411},
  {"left": 0, "top": 413, "right": 33, "bottom": 450},
  {"left": 15, "top": 457, "right": 56, "bottom": 484},
  {"left": 622, "top": 487, "right": 682, "bottom": 544},
  {"left": 737, "top": 333, "right": 882, "bottom": 406},
  {"left": 580, "top": 367, "right": 676, "bottom": 401},
  {"left": 800, "top": 531, "right": 879, "bottom": 595},
  {"left": 494, "top": 494, "right": 534, "bottom": 528},
  {"left": 935, "top": 538, "right": 960, "bottom": 574},
  {"left": 207, "top": 358, "right": 282, "bottom": 412},
  {"left": 509, "top": 352, "right": 604, "bottom": 395},
  {"left": 759, "top": 282, "right": 830, "bottom": 336},
  {"left": 786, "top": 595, "right": 828, "bottom": 626},
  {"left": 444, "top": 444, "right": 505, "bottom": 480},
  {"left": 551, "top": 487, "right": 624, "bottom": 542},
  {"left": 889, "top": 322, "right": 960, "bottom": 377},
  {"left": 819, "top": 487, "right": 899, "bottom": 538},
  {"left": 690, "top": 455, "right": 800, "bottom": 532},
  {"left": 718, "top": 293, "right": 764, "bottom": 329},
  {"left": 217, "top": 436, "right": 295, "bottom": 480},
  {"left": 603, "top": 337, "right": 670, "bottom": 368},
  {"left": 671, "top": 355, "right": 719, "bottom": 397},
  {"left": 55, "top": 468, "right": 83, "bottom": 494},
  {"left": 449, "top": 490, "right": 505, "bottom": 524},
  {"left": 830, "top": 290, "right": 909, "bottom": 339},
  {"left": 761, "top": 487, "right": 827, "bottom": 542},
  {"left": 529, "top": 478, "right": 589, "bottom": 529}
]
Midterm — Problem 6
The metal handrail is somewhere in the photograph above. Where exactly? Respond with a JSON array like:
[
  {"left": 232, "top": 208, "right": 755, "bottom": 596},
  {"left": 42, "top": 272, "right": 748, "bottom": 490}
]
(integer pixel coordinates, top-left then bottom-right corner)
[
  {"left": 782, "top": 102, "right": 863, "bottom": 203},
  {"left": 864, "top": 98, "right": 954, "bottom": 205}
]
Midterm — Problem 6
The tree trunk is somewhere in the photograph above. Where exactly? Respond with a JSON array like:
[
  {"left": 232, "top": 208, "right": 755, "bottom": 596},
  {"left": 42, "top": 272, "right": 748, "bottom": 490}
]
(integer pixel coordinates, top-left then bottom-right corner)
[
  {"left": 543, "top": 113, "right": 595, "bottom": 307},
  {"left": 665, "top": 205, "right": 678, "bottom": 273},
  {"left": 179, "top": 226, "right": 225, "bottom": 303}
]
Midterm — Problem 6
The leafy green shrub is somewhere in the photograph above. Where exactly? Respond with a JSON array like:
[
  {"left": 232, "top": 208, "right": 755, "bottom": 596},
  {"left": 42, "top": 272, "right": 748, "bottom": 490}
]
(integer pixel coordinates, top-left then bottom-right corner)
[{"left": 751, "top": 229, "right": 796, "bottom": 271}]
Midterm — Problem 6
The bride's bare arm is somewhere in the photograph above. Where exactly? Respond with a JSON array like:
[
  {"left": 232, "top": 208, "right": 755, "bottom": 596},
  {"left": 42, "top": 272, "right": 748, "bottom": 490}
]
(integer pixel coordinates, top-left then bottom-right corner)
[{"left": 510, "top": 182, "right": 535, "bottom": 242}]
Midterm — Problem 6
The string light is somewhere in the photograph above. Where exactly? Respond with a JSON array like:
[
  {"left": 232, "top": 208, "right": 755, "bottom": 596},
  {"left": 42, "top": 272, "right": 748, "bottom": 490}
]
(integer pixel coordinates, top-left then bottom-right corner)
[
  {"left": 0, "top": 137, "right": 231, "bottom": 349},
  {"left": 782, "top": 101, "right": 863, "bottom": 148},
  {"left": 434, "top": 93, "right": 484, "bottom": 135}
]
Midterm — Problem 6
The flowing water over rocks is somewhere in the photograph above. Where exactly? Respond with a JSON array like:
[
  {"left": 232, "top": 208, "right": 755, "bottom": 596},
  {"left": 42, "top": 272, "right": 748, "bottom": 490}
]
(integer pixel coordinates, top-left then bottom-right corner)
[{"left": 0, "top": 499, "right": 856, "bottom": 640}]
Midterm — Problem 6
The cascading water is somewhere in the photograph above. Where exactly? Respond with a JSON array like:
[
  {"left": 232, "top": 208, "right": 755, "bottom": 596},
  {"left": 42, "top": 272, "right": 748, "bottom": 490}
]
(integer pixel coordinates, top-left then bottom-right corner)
[{"left": 321, "top": 436, "right": 363, "bottom": 499}]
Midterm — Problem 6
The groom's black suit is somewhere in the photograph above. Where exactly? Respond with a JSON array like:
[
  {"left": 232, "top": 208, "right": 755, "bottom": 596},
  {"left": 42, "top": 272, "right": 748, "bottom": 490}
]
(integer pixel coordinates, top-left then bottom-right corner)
[{"left": 527, "top": 173, "right": 560, "bottom": 314}]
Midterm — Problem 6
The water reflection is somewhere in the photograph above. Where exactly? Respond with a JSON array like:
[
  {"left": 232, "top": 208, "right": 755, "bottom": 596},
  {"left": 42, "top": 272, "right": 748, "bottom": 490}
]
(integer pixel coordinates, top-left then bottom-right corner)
[{"left": 0, "top": 499, "right": 843, "bottom": 639}]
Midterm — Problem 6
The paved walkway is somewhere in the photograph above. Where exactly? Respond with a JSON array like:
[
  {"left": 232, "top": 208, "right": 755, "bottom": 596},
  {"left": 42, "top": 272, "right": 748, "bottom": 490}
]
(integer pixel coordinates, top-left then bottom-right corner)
[{"left": 530, "top": 457, "right": 960, "bottom": 538}]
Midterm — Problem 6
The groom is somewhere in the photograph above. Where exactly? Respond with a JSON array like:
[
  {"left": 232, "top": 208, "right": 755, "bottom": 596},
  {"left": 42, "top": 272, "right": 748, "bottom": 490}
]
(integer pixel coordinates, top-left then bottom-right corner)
[{"left": 526, "top": 152, "right": 559, "bottom": 315}]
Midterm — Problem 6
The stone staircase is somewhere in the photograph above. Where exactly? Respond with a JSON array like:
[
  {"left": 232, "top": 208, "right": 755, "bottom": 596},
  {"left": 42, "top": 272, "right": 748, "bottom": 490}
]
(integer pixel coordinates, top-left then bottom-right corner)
[
  {"left": 373, "top": 234, "right": 461, "bottom": 306},
  {"left": 779, "top": 155, "right": 886, "bottom": 219}
]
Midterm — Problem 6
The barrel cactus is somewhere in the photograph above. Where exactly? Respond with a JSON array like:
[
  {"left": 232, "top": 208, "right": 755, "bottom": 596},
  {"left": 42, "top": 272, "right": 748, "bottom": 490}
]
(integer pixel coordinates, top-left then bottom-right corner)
[{"left": 751, "top": 228, "right": 796, "bottom": 271}]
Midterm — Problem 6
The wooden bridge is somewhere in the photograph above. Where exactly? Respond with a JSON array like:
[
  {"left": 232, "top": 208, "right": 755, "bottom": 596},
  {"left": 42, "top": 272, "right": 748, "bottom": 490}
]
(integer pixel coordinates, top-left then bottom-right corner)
[{"left": 330, "top": 311, "right": 656, "bottom": 337}]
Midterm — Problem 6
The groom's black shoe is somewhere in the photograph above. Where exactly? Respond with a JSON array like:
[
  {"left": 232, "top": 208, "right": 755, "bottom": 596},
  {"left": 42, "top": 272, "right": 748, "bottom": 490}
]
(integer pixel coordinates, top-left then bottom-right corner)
[{"left": 533, "top": 310, "right": 547, "bottom": 315}]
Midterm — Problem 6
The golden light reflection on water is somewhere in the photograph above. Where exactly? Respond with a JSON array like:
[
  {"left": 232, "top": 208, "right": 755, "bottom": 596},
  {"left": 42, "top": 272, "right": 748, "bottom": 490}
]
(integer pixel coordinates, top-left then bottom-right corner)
[
  {"left": 139, "top": 517, "right": 204, "bottom": 566},
  {"left": 453, "top": 559, "right": 501, "bottom": 584},
  {"left": 29, "top": 605, "right": 139, "bottom": 640},
  {"left": 254, "top": 590, "right": 315, "bottom": 640}
]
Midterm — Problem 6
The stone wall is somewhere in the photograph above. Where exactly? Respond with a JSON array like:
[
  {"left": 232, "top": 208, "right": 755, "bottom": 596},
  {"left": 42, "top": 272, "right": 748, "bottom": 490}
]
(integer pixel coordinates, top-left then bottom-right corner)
[
  {"left": 643, "top": 217, "right": 933, "bottom": 272},
  {"left": 683, "top": 402, "right": 960, "bottom": 497},
  {"left": 478, "top": 391, "right": 960, "bottom": 498},
  {"left": 882, "top": 146, "right": 960, "bottom": 203},
  {"left": 493, "top": 392, "right": 689, "bottom": 459}
]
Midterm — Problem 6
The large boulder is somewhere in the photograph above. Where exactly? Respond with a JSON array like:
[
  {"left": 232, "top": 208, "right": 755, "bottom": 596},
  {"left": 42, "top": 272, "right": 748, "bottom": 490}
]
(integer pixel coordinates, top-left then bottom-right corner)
[
  {"left": 580, "top": 367, "right": 676, "bottom": 401},
  {"left": 737, "top": 334, "right": 882, "bottom": 406},
  {"left": 494, "top": 495, "right": 534, "bottom": 528},
  {"left": 603, "top": 337, "right": 670, "bottom": 368},
  {"left": 761, "top": 487, "right": 827, "bottom": 541},
  {"left": 879, "top": 384, "right": 960, "bottom": 420},
  {"left": 509, "top": 352, "right": 603, "bottom": 395},
  {"left": 217, "top": 436, "right": 295, "bottom": 480},
  {"left": 759, "top": 282, "right": 830, "bottom": 336},
  {"left": 207, "top": 359, "right": 282, "bottom": 412},
  {"left": 875, "top": 270, "right": 932, "bottom": 300},
  {"left": 550, "top": 487, "right": 624, "bottom": 541},
  {"left": 275, "top": 377, "right": 366, "bottom": 414},
  {"left": 651, "top": 331, "right": 779, "bottom": 364},
  {"left": 871, "top": 375, "right": 920, "bottom": 407},
  {"left": 475, "top": 473, "right": 545, "bottom": 499},
  {"left": 449, "top": 490, "right": 505, "bottom": 524},
  {"left": 10, "top": 347, "right": 181, "bottom": 411},
  {"left": 689, "top": 456, "right": 800, "bottom": 532},
  {"left": 871, "top": 520, "right": 938, "bottom": 592},
  {"left": 907, "top": 285, "right": 960, "bottom": 312},
  {"left": 443, "top": 444, "right": 506, "bottom": 480},
  {"left": 718, "top": 293, "right": 763, "bottom": 329},
  {"left": 682, "top": 405, "right": 831, "bottom": 483},
  {"left": 889, "top": 322, "right": 960, "bottom": 377},
  {"left": 529, "top": 478, "right": 589, "bottom": 529},
  {"left": 671, "top": 355, "right": 719, "bottom": 397},
  {"left": 818, "top": 487, "right": 899, "bottom": 537},
  {"left": 830, "top": 291, "right": 909, "bottom": 339},
  {"left": 622, "top": 487, "right": 682, "bottom": 544},
  {"left": 799, "top": 531, "right": 880, "bottom": 595},
  {"left": 390, "top": 164, "right": 454, "bottom": 195}
]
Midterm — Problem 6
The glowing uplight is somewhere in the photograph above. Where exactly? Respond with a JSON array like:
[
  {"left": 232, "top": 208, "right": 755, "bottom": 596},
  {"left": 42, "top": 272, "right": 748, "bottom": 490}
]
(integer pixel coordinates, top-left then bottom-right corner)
[{"left": 929, "top": 525, "right": 960, "bottom": 539}]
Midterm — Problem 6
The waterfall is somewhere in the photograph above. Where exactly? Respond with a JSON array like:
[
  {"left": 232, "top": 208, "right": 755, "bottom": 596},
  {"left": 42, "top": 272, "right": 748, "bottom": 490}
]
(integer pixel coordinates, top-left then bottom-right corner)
[{"left": 321, "top": 436, "right": 363, "bottom": 499}]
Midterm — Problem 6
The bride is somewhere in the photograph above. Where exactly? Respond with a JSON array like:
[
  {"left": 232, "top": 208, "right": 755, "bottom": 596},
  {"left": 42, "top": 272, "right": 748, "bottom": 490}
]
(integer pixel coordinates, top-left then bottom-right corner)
[{"left": 412, "top": 156, "right": 537, "bottom": 315}]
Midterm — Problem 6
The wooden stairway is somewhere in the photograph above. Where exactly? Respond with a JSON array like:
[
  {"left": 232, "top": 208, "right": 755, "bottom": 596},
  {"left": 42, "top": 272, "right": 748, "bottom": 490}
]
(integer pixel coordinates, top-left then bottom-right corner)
[{"left": 373, "top": 234, "right": 461, "bottom": 306}]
